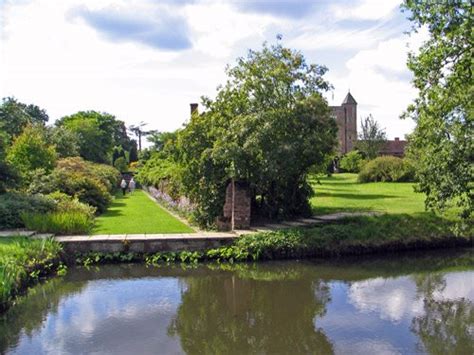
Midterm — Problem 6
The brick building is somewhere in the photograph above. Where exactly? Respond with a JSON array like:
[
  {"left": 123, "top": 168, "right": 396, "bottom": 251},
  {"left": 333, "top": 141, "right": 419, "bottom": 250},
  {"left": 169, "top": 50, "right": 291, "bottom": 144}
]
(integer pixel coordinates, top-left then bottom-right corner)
[{"left": 330, "top": 93, "right": 407, "bottom": 157}]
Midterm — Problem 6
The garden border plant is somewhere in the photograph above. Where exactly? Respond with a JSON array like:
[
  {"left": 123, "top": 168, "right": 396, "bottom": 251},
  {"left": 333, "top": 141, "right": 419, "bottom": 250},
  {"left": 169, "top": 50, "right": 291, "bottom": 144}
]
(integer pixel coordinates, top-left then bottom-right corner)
[{"left": 0, "top": 237, "right": 65, "bottom": 313}]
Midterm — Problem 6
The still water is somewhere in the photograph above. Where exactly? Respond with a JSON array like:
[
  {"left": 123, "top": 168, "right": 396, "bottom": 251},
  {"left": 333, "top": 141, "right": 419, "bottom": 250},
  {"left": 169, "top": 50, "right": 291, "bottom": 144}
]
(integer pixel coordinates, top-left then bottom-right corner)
[{"left": 1, "top": 249, "right": 473, "bottom": 355}]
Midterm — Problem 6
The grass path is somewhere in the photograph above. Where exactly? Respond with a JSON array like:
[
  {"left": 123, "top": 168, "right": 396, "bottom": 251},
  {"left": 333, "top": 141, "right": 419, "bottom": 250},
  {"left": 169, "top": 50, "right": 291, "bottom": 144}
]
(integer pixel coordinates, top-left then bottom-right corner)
[
  {"left": 310, "top": 173, "right": 426, "bottom": 215},
  {"left": 93, "top": 190, "right": 194, "bottom": 235}
]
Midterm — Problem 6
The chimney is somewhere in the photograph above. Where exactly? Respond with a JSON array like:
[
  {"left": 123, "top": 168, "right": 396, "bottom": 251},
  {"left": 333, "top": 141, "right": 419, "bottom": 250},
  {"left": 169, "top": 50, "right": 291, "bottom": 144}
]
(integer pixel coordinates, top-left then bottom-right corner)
[
  {"left": 190, "top": 103, "right": 198, "bottom": 116},
  {"left": 395, "top": 137, "right": 399, "bottom": 141}
]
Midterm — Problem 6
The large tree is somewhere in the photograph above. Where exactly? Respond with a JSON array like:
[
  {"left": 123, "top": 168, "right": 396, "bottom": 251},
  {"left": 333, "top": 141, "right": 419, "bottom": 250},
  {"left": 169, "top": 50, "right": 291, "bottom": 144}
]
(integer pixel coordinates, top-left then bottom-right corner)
[
  {"left": 0, "top": 97, "right": 49, "bottom": 139},
  {"left": 6, "top": 125, "right": 57, "bottom": 176},
  {"left": 56, "top": 111, "right": 131, "bottom": 164},
  {"left": 402, "top": 1, "right": 473, "bottom": 219},
  {"left": 46, "top": 126, "right": 80, "bottom": 158},
  {"left": 356, "top": 114, "right": 387, "bottom": 160},
  {"left": 177, "top": 41, "right": 337, "bottom": 226}
]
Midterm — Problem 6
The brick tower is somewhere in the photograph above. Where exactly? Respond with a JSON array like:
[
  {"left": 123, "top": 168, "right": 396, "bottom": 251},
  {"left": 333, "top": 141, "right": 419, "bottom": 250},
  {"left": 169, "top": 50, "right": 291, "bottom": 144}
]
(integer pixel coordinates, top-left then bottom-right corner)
[{"left": 330, "top": 92, "right": 357, "bottom": 154}]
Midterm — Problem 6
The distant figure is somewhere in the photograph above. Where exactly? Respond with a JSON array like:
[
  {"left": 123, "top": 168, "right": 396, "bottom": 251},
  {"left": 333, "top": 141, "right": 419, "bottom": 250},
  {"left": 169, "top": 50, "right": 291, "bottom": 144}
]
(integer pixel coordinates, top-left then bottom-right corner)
[
  {"left": 129, "top": 178, "right": 136, "bottom": 194},
  {"left": 120, "top": 179, "right": 128, "bottom": 196}
]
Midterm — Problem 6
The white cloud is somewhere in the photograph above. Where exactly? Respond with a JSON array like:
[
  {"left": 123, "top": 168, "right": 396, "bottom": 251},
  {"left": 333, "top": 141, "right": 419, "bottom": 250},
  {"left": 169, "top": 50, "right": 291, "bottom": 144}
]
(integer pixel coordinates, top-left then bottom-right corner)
[
  {"left": 0, "top": 0, "right": 424, "bottom": 143},
  {"left": 348, "top": 276, "right": 424, "bottom": 322},
  {"left": 331, "top": 0, "right": 401, "bottom": 21},
  {"left": 348, "top": 272, "right": 474, "bottom": 323},
  {"left": 325, "top": 28, "right": 429, "bottom": 139}
]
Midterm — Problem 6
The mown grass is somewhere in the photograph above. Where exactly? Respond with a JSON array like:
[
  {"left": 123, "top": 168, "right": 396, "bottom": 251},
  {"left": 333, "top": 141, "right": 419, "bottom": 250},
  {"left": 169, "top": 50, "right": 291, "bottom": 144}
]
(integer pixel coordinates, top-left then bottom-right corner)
[
  {"left": 310, "top": 173, "right": 427, "bottom": 215},
  {"left": 0, "top": 237, "right": 63, "bottom": 312},
  {"left": 93, "top": 189, "right": 194, "bottom": 235}
]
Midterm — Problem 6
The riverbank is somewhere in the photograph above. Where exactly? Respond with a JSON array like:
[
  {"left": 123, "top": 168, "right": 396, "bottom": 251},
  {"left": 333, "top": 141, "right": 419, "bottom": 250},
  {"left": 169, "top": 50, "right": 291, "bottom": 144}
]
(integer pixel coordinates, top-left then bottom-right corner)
[
  {"left": 0, "top": 237, "right": 63, "bottom": 313},
  {"left": 2, "top": 213, "right": 472, "bottom": 313},
  {"left": 74, "top": 213, "right": 472, "bottom": 265}
]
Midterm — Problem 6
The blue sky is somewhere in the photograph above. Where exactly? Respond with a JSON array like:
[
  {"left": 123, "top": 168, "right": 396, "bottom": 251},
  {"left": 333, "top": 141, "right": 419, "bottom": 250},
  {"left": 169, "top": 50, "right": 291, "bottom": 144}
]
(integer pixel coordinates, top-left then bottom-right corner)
[{"left": 0, "top": 0, "right": 427, "bottom": 140}]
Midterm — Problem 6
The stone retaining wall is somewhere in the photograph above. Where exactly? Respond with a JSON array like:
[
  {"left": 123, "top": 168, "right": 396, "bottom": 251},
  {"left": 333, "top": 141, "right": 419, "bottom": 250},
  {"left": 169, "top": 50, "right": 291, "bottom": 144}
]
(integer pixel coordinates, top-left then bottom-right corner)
[{"left": 59, "top": 236, "right": 236, "bottom": 254}]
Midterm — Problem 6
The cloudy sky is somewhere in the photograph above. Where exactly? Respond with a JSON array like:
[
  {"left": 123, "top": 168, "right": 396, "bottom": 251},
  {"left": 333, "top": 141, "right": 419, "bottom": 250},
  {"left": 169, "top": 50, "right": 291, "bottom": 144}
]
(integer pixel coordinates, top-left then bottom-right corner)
[{"left": 0, "top": 0, "right": 427, "bottom": 139}]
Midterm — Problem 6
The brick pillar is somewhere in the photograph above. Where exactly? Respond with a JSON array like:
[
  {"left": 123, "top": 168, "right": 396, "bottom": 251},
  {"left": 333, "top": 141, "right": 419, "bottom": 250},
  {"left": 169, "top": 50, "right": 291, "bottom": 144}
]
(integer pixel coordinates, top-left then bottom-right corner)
[{"left": 221, "top": 180, "right": 251, "bottom": 230}]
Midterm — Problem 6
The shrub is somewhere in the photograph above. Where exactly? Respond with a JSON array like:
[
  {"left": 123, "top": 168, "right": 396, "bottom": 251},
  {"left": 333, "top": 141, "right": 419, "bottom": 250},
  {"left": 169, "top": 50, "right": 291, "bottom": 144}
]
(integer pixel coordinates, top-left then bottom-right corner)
[
  {"left": 358, "top": 156, "right": 415, "bottom": 183},
  {"left": 339, "top": 151, "right": 365, "bottom": 173},
  {"left": 135, "top": 154, "right": 183, "bottom": 200},
  {"left": 53, "top": 171, "right": 112, "bottom": 213},
  {"left": 21, "top": 211, "right": 93, "bottom": 235},
  {"left": 47, "top": 191, "right": 96, "bottom": 217},
  {"left": 0, "top": 192, "right": 55, "bottom": 229},
  {"left": 28, "top": 157, "right": 119, "bottom": 213},
  {"left": 113, "top": 156, "right": 128, "bottom": 172},
  {"left": 56, "top": 157, "right": 120, "bottom": 193},
  {"left": 6, "top": 125, "right": 57, "bottom": 176}
]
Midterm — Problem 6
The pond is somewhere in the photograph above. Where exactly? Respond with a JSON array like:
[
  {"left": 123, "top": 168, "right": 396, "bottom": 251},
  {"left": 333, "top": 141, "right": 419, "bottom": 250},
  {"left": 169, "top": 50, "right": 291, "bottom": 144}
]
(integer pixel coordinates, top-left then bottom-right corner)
[{"left": 1, "top": 249, "right": 473, "bottom": 354}]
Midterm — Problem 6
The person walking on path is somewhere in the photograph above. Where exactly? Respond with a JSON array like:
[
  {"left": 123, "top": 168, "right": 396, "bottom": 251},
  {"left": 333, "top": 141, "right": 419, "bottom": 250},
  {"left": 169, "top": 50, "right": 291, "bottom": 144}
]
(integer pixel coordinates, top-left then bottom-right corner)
[
  {"left": 120, "top": 178, "right": 128, "bottom": 196},
  {"left": 129, "top": 178, "right": 136, "bottom": 194}
]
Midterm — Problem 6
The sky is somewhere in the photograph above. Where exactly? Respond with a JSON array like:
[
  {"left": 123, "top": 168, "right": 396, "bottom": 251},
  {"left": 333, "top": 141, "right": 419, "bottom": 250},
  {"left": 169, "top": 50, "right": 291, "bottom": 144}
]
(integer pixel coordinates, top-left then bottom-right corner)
[{"left": 0, "top": 0, "right": 428, "bottom": 140}]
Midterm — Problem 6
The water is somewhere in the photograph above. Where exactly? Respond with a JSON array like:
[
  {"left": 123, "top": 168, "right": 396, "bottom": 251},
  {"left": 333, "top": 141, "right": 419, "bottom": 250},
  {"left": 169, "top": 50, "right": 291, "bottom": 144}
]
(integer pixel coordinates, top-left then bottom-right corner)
[{"left": 1, "top": 249, "right": 473, "bottom": 355}]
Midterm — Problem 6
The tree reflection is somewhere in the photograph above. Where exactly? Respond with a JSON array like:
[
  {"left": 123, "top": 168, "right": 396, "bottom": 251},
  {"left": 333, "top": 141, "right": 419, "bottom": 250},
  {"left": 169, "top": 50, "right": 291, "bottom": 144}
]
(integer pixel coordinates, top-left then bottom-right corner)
[
  {"left": 412, "top": 273, "right": 474, "bottom": 355},
  {"left": 0, "top": 277, "right": 86, "bottom": 353},
  {"left": 168, "top": 265, "right": 333, "bottom": 354}
]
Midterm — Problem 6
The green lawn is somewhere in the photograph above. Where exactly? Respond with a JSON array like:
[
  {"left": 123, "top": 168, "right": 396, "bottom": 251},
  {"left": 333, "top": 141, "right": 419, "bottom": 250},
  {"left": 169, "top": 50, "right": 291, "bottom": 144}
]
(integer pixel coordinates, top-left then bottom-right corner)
[
  {"left": 310, "top": 173, "right": 426, "bottom": 215},
  {"left": 93, "top": 190, "right": 194, "bottom": 234}
]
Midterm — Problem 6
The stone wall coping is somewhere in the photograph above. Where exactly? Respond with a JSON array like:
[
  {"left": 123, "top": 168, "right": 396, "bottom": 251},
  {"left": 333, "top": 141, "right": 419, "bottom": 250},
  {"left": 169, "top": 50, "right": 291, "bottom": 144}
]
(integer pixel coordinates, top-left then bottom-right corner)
[{"left": 55, "top": 233, "right": 237, "bottom": 243}]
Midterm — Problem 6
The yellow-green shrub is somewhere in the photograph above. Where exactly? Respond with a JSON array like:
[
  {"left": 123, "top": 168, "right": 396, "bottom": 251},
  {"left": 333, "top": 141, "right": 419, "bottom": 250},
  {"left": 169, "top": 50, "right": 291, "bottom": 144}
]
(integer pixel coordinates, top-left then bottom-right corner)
[{"left": 358, "top": 156, "right": 415, "bottom": 182}]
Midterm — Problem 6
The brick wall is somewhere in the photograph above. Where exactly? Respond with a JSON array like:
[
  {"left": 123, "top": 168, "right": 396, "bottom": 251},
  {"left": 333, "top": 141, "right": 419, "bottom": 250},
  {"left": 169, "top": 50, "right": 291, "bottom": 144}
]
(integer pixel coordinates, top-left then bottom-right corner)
[{"left": 221, "top": 180, "right": 251, "bottom": 230}]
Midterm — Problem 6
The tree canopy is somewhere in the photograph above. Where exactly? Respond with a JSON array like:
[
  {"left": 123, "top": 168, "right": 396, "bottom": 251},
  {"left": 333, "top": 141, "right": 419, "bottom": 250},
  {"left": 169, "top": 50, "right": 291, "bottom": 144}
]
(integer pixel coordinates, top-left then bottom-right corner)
[
  {"left": 402, "top": 0, "right": 473, "bottom": 219},
  {"left": 174, "top": 42, "right": 337, "bottom": 226},
  {"left": 0, "top": 97, "right": 49, "bottom": 139},
  {"left": 6, "top": 125, "right": 57, "bottom": 176},
  {"left": 56, "top": 111, "right": 131, "bottom": 164},
  {"left": 356, "top": 114, "right": 387, "bottom": 160}
]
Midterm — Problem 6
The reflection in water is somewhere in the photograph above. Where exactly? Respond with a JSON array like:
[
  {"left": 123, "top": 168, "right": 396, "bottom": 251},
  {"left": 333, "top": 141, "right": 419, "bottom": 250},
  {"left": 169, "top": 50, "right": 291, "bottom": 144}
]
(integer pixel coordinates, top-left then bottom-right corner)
[
  {"left": 168, "top": 270, "right": 333, "bottom": 354},
  {"left": 0, "top": 249, "right": 472, "bottom": 355},
  {"left": 412, "top": 272, "right": 474, "bottom": 355}
]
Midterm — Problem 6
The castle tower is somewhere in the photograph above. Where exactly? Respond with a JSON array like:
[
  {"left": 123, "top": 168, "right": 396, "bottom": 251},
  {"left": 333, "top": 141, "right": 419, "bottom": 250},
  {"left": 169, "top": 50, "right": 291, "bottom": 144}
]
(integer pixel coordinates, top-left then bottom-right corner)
[
  {"left": 341, "top": 92, "right": 357, "bottom": 153},
  {"left": 330, "top": 92, "right": 357, "bottom": 155}
]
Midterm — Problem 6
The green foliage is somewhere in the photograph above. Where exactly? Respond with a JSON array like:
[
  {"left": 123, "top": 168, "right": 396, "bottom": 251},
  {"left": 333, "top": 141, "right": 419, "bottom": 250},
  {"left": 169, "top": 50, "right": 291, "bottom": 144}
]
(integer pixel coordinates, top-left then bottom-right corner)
[
  {"left": 28, "top": 157, "right": 119, "bottom": 213},
  {"left": 339, "top": 151, "right": 365, "bottom": 173},
  {"left": 46, "top": 126, "right": 80, "bottom": 158},
  {"left": 401, "top": 1, "right": 473, "bottom": 219},
  {"left": 113, "top": 156, "right": 128, "bottom": 172},
  {"left": 0, "top": 193, "right": 56, "bottom": 229},
  {"left": 356, "top": 114, "right": 387, "bottom": 159},
  {"left": 358, "top": 156, "right": 415, "bottom": 183},
  {"left": 0, "top": 237, "right": 62, "bottom": 312},
  {"left": 175, "top": 42, "right": 337, "bottom": 227},
  {"left": 47, "top": 191, "right": 96, "bottom": 217},
  {"left": 21, "top": 211, "right": 93, "bottom": 235},
  {"left": 6, "top": 125, "right": 57, "bottom": 177},
  {"left": 135, "top": 153, "right": 183, "bottom": 200},
  {"left": 128, "top": 140, "right": 138, "bottom": 162},
  {"left": 0, "top": 97, "right": 48, "bottom": 139},
  {"left": 0, "top": 131, "right": 19, "bottom": 192},
  {"left": 56, "top": 111, "right": 130, "bottom": 164},
  {"left": 147, "top": 131, "right": 178, "bottom": 152}
]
